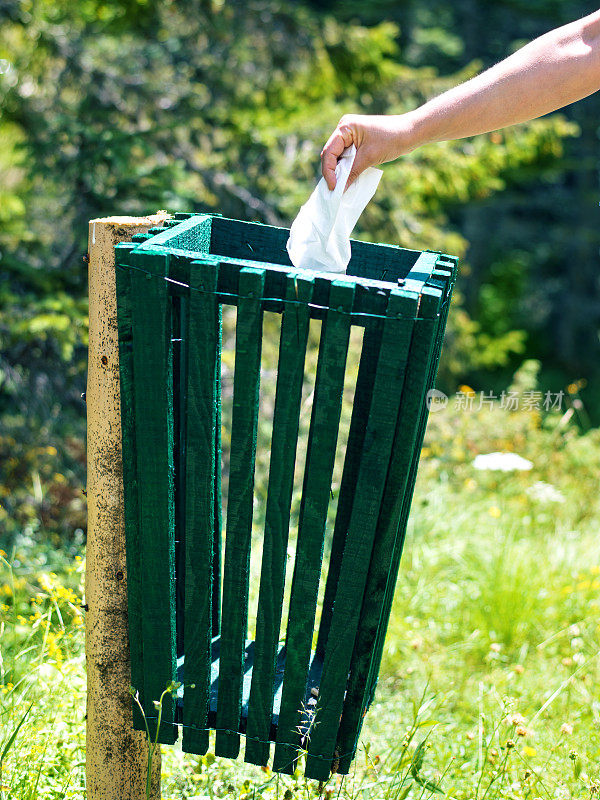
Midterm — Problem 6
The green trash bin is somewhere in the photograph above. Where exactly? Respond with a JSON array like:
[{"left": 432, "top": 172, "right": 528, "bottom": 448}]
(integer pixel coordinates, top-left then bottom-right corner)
[{"left": 114, "top": 212, "right": 457, "bottom": 781}]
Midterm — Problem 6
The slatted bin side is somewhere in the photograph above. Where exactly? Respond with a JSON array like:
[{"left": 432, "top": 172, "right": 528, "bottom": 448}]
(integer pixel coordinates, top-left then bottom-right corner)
[
  {"left": 244, "top": 273, "right": 316, "bottom": 767},
  {"left": 335, "top": 286, "right": 444, "bottom": 772},
  {"left": 273, "top": 280, "right": 355, "bottom": 774},
  {"left": 304, "top": 287, "right": 420, "bottom": 781},
  {"left": 359, "top": 281, "right": 453, "bottom": 707},
  {"left": 116, "top": 246, "right": 178, "bottom": 744},
  {"left": 114, "top": 243, "right": 145, "bottom": 732}
]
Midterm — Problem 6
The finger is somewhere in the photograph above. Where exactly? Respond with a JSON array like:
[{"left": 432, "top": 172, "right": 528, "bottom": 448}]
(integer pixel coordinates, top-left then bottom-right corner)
[
  {"left": 344, "top": 147, "right": 370, "bottom": 192},
  {"left": 321, "top": 126, "right": 354, "bottom": 190}
]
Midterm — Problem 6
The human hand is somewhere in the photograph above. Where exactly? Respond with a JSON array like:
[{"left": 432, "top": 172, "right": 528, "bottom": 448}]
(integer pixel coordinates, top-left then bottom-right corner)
[{"left": 320, "top": 113, "right": 417, "bottom": 191}]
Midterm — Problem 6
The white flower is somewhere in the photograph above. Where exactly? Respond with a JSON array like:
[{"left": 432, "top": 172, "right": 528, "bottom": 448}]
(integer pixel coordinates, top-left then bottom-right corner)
[
  {"left": 473, "top": 452, "right": 533, "bottom": 472},
  {"left": 526, "top": 481, "right": 565, "bottom": 504}
]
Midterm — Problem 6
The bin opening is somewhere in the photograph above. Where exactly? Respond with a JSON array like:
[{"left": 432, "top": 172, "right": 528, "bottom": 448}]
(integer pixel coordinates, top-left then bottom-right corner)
[{"left": 138, "top": 213, "right": 424, "bottom": 285}]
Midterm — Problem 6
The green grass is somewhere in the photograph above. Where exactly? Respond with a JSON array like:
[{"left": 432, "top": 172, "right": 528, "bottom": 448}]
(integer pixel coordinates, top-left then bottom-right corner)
[{"left": 2, "top": 394, "right": 600, "bottom": 798}]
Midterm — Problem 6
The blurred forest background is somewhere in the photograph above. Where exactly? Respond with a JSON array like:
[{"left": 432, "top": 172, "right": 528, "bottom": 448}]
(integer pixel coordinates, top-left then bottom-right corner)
[{"left": 0, "top": 0, "right": 599, "bottom": 542}]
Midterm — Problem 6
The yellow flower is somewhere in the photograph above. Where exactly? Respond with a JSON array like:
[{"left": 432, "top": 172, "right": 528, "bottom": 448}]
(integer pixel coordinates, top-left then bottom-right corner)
[{"left": 523, "top": 746, "right": 537, "bottom": 757}]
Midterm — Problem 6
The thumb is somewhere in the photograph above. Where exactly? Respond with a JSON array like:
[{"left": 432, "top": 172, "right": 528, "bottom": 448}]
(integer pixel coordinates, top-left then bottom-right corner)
[{"left": 344, "top": 147, "right": 370, "bottom": 192}]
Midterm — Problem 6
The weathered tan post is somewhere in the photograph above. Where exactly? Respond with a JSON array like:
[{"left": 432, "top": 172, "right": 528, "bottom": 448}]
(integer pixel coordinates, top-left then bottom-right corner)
[{"left": 86, "top": 213, "right": 169, "bottom": 800}]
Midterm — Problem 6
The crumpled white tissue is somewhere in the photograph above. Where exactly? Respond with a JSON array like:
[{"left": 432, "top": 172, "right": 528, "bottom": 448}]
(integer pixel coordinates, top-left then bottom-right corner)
[{"left": 286, "top": 145, "right": 383, "bottom": 273}]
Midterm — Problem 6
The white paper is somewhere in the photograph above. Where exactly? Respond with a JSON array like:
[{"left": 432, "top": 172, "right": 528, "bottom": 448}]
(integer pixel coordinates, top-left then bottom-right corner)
[{"left": 287, "top": 145, "right": 383, "bottom": 273}]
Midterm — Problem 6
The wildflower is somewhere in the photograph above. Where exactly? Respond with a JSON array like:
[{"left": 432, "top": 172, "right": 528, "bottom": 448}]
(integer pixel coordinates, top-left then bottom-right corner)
[
  {"left": 488, "top": 506, "right": 501, "bottom": 518},
  {"left": 560, "top": 723, "right": 574, "bottom": 735},
  {"left": 568, "top": 750, "right": 578, "bottom": 761},
  {"left": 523, "top": 746, "right": 537, "bottom": 757},
  {"left": 506, "top": 712, "right": 526, "bottom": 726},
  {"left": 506, "top": 739, "right": 515, "bottom": 749},
  {"left": 526, "top": 481, "right": 565, "bottom": 504},
  {"left": 513, "top": 664, "right": 524, "bottom": 674},
  {"left": 490, "top": 642, "right": 502, "bottom": 653},
  {"left": 473, "top": 452, "right": 533, "bottom": 472},
  {"left": 516, "top": 725, "right": 528, "bottom": 737}
]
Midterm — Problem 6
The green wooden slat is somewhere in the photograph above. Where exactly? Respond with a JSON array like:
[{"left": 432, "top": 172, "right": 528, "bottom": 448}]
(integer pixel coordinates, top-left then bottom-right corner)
[
  {"left": 215, "top": 267, "right": 266, "bottom": 758},
  {"left": 245, "top": 273, "right": 315, "bottom": 767},
  {"left": 335, "top": 289, "right": 442, "bottom": 772},
  {"left": 213, "top": 301, "right": 223, "bottom": 637},
  {"left": 174, "top": 292, "right": 187, "bottom": 659},
  {"left": 304, "top": 289, "right": 419, "bottom": 781},
  {"left": 114, "top": 246, "right": 145, "bottom": 731},
  {"left": 182, "top": 260, "right": 221, "bottom": 754},
  {"left": 129, "top": 250, "right": 178, "bottom": 745},
  {"left": 315, "top": 312, "right": 385, "bottom": 660},
  {"left": 273, "top": 281, "right": 355, "bottom": 775}
]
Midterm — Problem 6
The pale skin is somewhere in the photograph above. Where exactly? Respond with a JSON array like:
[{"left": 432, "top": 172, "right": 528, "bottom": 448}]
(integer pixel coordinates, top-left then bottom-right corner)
[{"left": 321, "top": 9, "right": 600, "bottom": 190}]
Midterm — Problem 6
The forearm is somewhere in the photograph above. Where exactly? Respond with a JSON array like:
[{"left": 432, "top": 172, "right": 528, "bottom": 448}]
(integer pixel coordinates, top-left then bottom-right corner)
[{"left": 407, "top": 10, "right": 600, "bottom": 148}]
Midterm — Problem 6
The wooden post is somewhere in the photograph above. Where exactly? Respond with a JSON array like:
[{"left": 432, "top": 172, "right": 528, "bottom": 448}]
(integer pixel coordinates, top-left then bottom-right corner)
[{"left": 86, "top": 214, "right": 169, "bottom": 800}]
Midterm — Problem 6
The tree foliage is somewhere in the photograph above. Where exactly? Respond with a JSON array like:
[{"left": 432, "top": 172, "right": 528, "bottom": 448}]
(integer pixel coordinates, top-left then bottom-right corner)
[{"left": 0, "top": 0, "right": 595, "bottom": 497}]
